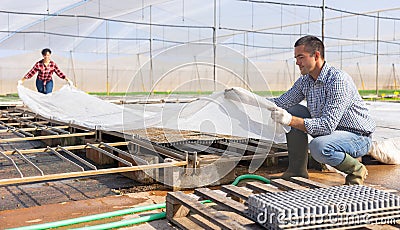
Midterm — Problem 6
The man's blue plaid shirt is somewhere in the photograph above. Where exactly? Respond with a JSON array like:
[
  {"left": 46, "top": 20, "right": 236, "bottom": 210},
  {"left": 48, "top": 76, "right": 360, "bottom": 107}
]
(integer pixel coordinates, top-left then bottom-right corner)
[{"left": 274, "top": 62, "right": 375, "bottom": 137}]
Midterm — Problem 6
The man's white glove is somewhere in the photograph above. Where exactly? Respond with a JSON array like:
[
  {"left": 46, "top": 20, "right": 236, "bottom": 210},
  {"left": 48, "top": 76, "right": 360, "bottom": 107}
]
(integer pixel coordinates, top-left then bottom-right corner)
[
  {"left": 270, "top": 107, "right": 292, "bottom": 126},
  {"left": 17, "top": 80, "right": 23, "bottom": 86}
]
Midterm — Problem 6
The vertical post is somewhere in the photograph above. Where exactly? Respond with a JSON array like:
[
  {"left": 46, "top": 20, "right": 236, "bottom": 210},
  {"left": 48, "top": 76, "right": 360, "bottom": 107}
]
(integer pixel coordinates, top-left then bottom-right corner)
[
  {"left": 213, "top": 0, "right": 217, "bottom": 91},
  {"left": 149, "top": 5, "right": 154, "bottom": 93},
  {"left": 340, "top": 46, "right": 343, "bottom": 69},
  {"left": 321, "top": 0, "right": 325, "bottom": 43},
  {"left": 7, "top": 13, "right": 10, "bottom": 35},
  {"left": 70, "top": 51, "right": 77, "bottom": 86},
  {"left": 393, "top": 63, "right": 397, "bottom": 90},
  {"left": 375, "top": 12, "right": 380, "bottom": 96},
  {"left": 357, "top": 62, "right": 365, "bottom": 90},
  {"left": 243, "top": 32, "right": 247, "bottom": 89},
  {"left": 106, "top": 20, "right": 109, "bottom": 96}
]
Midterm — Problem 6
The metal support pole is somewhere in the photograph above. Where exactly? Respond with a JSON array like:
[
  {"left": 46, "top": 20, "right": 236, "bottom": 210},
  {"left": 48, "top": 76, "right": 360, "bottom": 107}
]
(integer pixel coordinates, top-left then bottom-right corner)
[
  {"left": 213, "top": 0, "right": 217, "bottom": 91},
  {"left": 106, "top": 19, "right": 110, "bottom": 96},
  {"left": 376, "top": 12, "right": 380, "bottom": 96},
  {"left": 243, "top": 32, "right": 248, "bottom": 89},
  {"left": 99, "top": 142, "right": 148, "bottom": 165},
  {"left": 57, "top": 146, "right": 97, "bottom": 170},
  {"left": 86, "top": 143, "right": 133, "bottom": 166},
  {"left": 129, "top": 137, "right": 191, "bottom": 161},
  {"left": 46, "top": 147, "right": 86, "bottom": 171},
  {"left": 14, "top": 148, "right": 44, "bottom": 176},
  {"left": 149, "top": 5, "right": 154, "bottom": 92},
  {"left": 0, "top": 151, "right": 23, "bottom": 178},
  {"left": 393, "top": 63, "right": 397, "bottom": 90},
  {"left": 321, "top": 0, "right": 325, "bottom": 43}
]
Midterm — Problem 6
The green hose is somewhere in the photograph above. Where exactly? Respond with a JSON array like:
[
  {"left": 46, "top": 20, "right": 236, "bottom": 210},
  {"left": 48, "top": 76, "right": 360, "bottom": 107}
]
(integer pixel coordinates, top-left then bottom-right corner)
[
  {"left": 72, "top": 212, "right": 167, "bottom": 230},
  {"left": 7, "top": 203, "right": 166, "bottom": 230},
  {"left": 231, "top": 174, "right": 270, "bottom": 186},
  {"left": 8, "top": 174, "right": 269, "bottom": 230},
  {"left": 72, "top": 200, "right": 212, "bottom": 230}
]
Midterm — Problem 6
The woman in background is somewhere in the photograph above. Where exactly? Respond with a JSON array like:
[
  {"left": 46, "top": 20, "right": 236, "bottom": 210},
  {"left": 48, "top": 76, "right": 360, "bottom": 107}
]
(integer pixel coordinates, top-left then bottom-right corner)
[{"left": 19, "top": 48, "right": 73, "bottom": 94}]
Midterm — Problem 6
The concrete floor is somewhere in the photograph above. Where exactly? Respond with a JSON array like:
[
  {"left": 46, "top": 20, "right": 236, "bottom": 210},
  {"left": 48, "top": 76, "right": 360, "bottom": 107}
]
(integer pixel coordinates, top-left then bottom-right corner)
[
  {"left": 1, "top": 161, "right": 399, "bottom": 229},
  {"left": 365, "top": 164, "right": 400, "bottom": 191}
]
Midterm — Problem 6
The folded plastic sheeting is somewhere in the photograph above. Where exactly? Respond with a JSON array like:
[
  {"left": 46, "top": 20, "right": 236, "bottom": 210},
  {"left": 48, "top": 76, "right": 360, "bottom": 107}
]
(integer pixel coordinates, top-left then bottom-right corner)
[
  {"left": 17, "top": 85, "right": 146, "bottom": 131},
  {"left": 17, "top": 85, "right": 287, "bottom": 143},
  {"left": 366, "top": 101, "right": 400, "bottom": 164},
  {"left": 368, "top": 138, "right": 400, "bottom": 164}
]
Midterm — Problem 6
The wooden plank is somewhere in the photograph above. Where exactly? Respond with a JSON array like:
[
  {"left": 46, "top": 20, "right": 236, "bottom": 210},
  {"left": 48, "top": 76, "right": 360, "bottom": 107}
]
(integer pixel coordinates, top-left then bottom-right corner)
[
  {"left": 166, "top": 196, "right": 191, "bottom": 219},
  {"left": 166, "top": 192, "right": 211, "bottom": 229},
  {"left": 0, "top": 161, "right": 187, "bottom": 186},
  {"left": 170, "top": 216, "right": 210, "bottom": 230},
  {"left": 270, "top": 178, "right": 309, "bottom": 191},
  {"left": 167, "top": 191, "right": 245, "bottom": 230},
  {"left": 290, "top": 177, "right": 330, "bottom": 189},
  {"left": 221, "top": 185, "right": 254, "bottom": 202},
  {"left": 180, "top": 213, "right": 264, "bottom": 230},
  {"left": 0, "top": 132, "right": 95, "bottom": 143},
  {"left": 2, "top": 142, "right": 128, "bottom": 155},
  {"left": 194, "top": 188, "right": 247, "bottom": 215},
  {"left": 245, "top": 181, "right": 282, "bottom": 193}
]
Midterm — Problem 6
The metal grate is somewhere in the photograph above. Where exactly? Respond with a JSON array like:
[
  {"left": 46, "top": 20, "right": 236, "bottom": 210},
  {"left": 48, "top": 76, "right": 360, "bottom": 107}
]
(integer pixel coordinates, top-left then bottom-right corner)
[{"left": 247, "top": 185, "right": 400, "bottom": 229}]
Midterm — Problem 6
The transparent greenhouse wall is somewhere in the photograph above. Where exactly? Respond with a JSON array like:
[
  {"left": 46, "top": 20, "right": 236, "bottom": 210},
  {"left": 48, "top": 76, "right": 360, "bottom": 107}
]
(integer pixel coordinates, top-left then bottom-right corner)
[
  {"left": 0, "top": 0, "right": 400, "bottom": 94},
  {"left": 1, "top": 48, "right": 399, "bottom": 94}
]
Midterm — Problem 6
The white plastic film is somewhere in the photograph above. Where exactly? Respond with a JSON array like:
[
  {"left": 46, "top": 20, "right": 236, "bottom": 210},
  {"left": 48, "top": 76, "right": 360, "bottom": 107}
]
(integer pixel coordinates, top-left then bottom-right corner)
[{"left": 17, "top": 85, "right": 287, "bottom": 143}]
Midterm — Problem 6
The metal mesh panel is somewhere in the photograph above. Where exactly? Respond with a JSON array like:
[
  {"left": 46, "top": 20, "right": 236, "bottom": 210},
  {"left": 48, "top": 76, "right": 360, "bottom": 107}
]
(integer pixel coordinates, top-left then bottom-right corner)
[{"left": 247, "top": 185, "right": 400, "bottom": 229}]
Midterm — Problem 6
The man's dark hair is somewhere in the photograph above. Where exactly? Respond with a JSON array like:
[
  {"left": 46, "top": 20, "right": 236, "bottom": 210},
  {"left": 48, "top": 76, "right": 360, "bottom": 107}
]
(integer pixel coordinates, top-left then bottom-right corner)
[
  {"left": 41, "top": 48, "right": 52, "bottom": 56},
  {"left": 294, "top": 35, "right": 324, "bottom": 59}
]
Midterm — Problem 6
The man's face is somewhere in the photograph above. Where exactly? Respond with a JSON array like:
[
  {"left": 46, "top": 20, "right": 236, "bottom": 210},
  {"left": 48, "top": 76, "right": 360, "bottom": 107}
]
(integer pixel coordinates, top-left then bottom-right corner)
[{"left": 294, "top": 45, "right": 317, "bottom": 76}]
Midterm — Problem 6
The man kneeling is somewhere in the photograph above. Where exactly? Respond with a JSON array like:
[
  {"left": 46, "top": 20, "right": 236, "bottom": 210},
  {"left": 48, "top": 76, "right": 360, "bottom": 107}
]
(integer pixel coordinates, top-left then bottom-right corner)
[{"left": 269, "top": 35, "right": 375, "bottom": 185}]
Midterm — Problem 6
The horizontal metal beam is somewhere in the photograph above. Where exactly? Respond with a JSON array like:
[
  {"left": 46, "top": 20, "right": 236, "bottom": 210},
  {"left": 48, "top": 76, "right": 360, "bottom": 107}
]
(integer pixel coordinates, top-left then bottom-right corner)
[
  {"left": 2, "top": 142, "right": 128, "bottom": 155},
  {"left": 6, "top": 121, "right": 48, "bottom": 126},
  {"left": 11, "top": 130, "right": 25, "bottom": 138},
  {"left": 0, "top": 161, "right": 187, "bottom": 186},
  {"left": 57, "top": 146, "right": 97, "bottom": 170},
  {"left": 198, "top": 151, "right": 287, "bottom": 164},
  {"left": 130, "top": 138, "right": 189, "bottom": 161},
  {"left": 99, "top": 142, "right": 148, "bottom": 165},
  {"left": 0, "top": 124, "right": 71, "bottom": 134},
  {"left": 13, "top": 148, "right": 44, "bottom": 176},
  {"left": 49, "top": 127, "right": 70, "bottom": 134},
  {"left": 86, "top": 143, "right": 133, "bottom": 166},
  {"left": 17, "top": 129, "right": 35, "bottom": 137},
  {"left": 39, "top": 128, "right": 59, "bottom": 135},
  {"left": 0, "top": 151, "right": 23, "bottom": 178},
  {"left": 46, "top": 147, "right": 85, "bottom": 171},
  {"left": 0, "top": 132, "right": 95, "bottom": 143}
]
